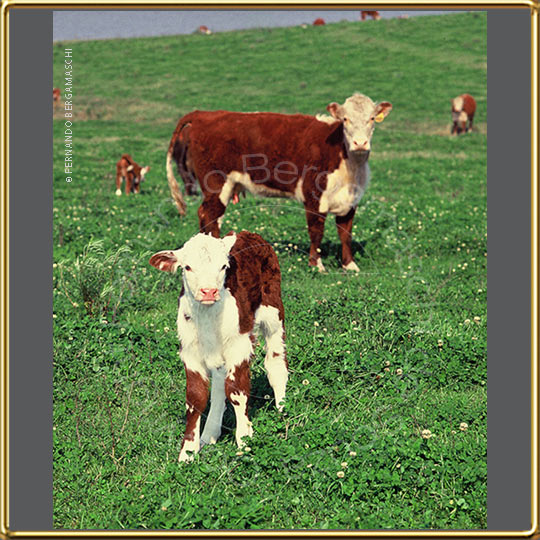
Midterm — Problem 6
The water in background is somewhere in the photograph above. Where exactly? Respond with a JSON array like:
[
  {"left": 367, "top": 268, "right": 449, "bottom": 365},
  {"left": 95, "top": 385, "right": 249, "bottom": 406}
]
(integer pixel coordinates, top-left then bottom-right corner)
[{"left": 53, "top": 10, "right": 467, "bottom": 42}]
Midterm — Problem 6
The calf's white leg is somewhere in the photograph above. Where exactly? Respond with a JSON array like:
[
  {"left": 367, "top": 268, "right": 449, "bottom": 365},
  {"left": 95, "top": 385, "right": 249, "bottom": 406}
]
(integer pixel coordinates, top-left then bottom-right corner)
[
  {"left": 257, "top": 306, "right": 288, "bottom": 411},
  {"left": 200, "top": 367, "right": 227, "bottom": 446}
]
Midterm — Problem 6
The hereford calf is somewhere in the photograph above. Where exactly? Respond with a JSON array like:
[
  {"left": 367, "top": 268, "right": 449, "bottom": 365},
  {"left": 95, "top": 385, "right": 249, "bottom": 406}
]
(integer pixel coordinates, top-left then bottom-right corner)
[
  {"left": 115, "top": 154, "right": 150, "bottom": 195},
  {"left": 166, "top": 93, "right": 392, "bottom": 272},
  {"left": 451, "top": 94, "right": 476, "bottom": 135},
  {"left": 53, "top": 87, "right": 61, "bottom": 103},
  {"left": 149, "top": 231, "right": 287, "bottom": 462},
  {"left": 313, "top": 18, "right": 326, "bottom": 25},
  {"left": 361, "top": 10, "right": 381, "bottom": 20}
]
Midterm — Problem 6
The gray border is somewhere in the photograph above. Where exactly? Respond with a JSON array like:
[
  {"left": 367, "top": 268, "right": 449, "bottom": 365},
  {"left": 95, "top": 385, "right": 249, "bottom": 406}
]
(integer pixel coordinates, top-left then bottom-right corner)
[
  {"left": 9, "top": 9, "right": 53, "bottom": 531},
  {"left": 7, "top": 7, "right": 533, "bottom": 532},
  {"left": 486, "top": 9, "right": 531, "bottom": 531}
]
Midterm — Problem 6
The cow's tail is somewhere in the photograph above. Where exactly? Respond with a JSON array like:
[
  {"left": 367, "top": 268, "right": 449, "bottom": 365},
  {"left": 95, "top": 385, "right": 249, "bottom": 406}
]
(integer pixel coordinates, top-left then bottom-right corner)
[{"left": 166, "top": 127, "right": 188, "bottom": 217}]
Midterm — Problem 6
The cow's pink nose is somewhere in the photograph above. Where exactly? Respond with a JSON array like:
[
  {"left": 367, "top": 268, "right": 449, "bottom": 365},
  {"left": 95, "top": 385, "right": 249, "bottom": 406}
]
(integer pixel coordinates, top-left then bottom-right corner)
[
  {"left": 200, "top": 288, "right": 219, "bottom": 301},
  {"left": 354, "top": 140, "right": 369, "bottom": 149}
]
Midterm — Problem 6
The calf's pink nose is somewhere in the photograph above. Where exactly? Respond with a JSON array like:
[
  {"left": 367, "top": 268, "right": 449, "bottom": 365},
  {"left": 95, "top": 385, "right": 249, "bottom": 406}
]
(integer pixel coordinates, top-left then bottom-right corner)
[{"left": 200, "top": 288, "right": 219, "bottom": 300}]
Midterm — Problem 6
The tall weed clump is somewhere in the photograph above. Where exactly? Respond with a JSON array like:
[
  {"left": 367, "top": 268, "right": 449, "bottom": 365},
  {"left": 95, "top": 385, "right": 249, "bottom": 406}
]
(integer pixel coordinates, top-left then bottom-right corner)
[{"left": 57, "top": 240, "right": 132, "bottom": 318}]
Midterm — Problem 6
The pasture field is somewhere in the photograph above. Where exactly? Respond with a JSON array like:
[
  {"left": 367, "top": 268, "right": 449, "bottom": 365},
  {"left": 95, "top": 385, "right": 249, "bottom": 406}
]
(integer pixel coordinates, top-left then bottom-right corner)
[{"left": 53, "top": 12, "right": 487, "bottom": 529}]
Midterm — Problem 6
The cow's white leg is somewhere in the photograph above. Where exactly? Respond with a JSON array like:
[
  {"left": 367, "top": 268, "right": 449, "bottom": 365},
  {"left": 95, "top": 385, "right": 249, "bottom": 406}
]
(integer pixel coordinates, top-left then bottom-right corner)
[
  {"left": 224, "top": 335, "right": 253, "bottom": 447},
  {"left": 200, "top": 366, "right": 227, "bottom": 446},
  {"left": 179, "top": 348, "right": 209, "bottom": 463},
  {"left": 257, "top": 306, "right": 288, "bottom": 411}
]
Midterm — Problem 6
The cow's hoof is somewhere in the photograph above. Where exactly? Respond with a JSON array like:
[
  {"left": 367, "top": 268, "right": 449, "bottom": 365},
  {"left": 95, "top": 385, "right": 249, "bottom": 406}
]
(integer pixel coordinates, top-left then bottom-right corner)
[
  {"left": 115, "top": 189, "right": 122, "bottom": 196},
  {"left": 309, "top": 258, "right": 327, "bottom": 273},
  {"left": 343, "top": 261, "right": 360, "bottom": 272},
  {"left": 317, "top": 259, "right": 327, "bottom": 273}
]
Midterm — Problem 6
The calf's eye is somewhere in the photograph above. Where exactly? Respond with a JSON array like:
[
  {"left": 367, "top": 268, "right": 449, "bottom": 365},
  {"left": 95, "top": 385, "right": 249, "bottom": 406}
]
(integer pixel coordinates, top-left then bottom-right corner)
[
  {"left": 221, "top": 264, "right": 227, "bottom": 271},
  {"left": 184, "top": 265, "right": 192, "bottom": 272}
]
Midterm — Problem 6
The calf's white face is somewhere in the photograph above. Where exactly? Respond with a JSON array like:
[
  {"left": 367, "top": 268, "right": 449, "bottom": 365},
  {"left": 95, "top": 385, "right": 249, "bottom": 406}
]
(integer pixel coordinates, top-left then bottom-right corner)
[
  {"left": 327, "top": 93, "right": 392, "bottom": 154},
  {"left": 149, "top": 233, "right": 236, "bottom": 305}
]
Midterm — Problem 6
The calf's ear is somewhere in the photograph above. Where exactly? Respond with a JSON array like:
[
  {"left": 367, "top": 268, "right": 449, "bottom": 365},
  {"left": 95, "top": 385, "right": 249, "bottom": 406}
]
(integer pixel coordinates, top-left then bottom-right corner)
[
  {"left": 327, "top": 102, "right": 343, "bottom": 120},
  {"left": 221, "top": 233, "right": 236, "bottom": 255},
  {"left": 149, "top": 250, "right": 180, "bottom": 273},
  {"left": 375, "top": 102, "right": 392, "bottom": 122}
]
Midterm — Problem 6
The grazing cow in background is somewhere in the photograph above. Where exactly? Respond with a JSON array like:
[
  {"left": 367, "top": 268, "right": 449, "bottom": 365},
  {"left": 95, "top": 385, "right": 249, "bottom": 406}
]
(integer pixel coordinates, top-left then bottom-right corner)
[
  {"left": 149, "top": 231, "right": 287, "bottom": 462},
  {"left": 115, "top": 154, "right": 150, "bottom": 195},
  {"left": 361, "top": 10, "right": 381, "bottom": 20},
  {"left": 166, "top": 93, "right": 392, "bottom": 272},
  {"left": 313, "top": 18, "right": 326, "bottom": 25},
  {"left": 451, "top": 94, "right": 476, "bottom": 135},
  {"left": 53, "top": 88, "right": 61, "bottom": 103},
  {"left": 196, "top": 25, "right": 212, "bottom": 34}
]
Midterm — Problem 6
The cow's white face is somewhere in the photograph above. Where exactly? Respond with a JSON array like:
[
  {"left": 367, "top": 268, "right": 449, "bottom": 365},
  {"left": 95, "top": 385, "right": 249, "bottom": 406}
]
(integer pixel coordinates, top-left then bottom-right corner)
[
  {"left": 327, "top": 94, "right": 392, "bottom": 154},
  {"left": 149, "top": 233, "right": 237, "bottom": 305},
  {"left": 452, "top": 96, "right": 464, "bottom": 113}
]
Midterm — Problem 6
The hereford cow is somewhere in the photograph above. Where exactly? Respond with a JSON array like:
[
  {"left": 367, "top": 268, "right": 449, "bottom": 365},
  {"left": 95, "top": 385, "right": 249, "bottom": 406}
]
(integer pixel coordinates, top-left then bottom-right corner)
[
  {"left": 196, "top": 25, "right": 212, "bottom": 35},
  {"left": 166, "top": 93, "right": 392, "bottom": 272},
  {"left": 451, "top": 94, "right": 476, "bottom": 135},
  {"left": 115, "top": 154, "right": 150, "bottom": 195},
  {"left": 53, "top": 88, "right": 61, "bottom": 103},
  {"left": 313, "top": 18, "right": 326, "bottom": 25},
  {"left": 149, "top": 231, "right": 287, "bottom": 462},
  {"left": 361, "top": 10, "right": 381, "bottom": 20}
]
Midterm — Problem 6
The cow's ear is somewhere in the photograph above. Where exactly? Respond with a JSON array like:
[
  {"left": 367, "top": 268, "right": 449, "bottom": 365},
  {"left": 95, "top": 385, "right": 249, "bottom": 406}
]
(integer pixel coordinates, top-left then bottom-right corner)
[
  {"left": 149, "top": 250, "right": 180, "bottom": 273},
  {"left": 221, "top": 233, "right": 236, "bottom": 255},
  {"left": 327, "top": 102, "right": 343, "bottom": 120},
  {"left": 375, "top": 102, "right": 392, "bottom": 123}
]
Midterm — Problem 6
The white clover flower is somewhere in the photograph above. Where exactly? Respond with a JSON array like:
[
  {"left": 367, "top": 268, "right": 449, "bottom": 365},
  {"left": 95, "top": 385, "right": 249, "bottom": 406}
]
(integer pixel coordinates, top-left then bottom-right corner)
[
  {"left": 337, "top": 471, "right": 345, "bottom": 478},
  {"left": 460, "top": 422, "right": 468, "bottom": 432},
  {"left": 421, "top": 429, "right": 432, "bottom": 439}
]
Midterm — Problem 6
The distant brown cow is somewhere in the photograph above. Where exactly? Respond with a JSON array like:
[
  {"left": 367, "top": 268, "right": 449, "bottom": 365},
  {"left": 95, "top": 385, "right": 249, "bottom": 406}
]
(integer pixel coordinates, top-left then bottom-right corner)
[
  {"left": 361, "top": 11, "right": 381, "bottom": 20},
  {"left": 166, "top": 93, "right": 392, "bottom": 272},
  {"left": 451, "top": 94, "right": 476, "bottom": 135},
  {"left": 115, "top": 154, "right": 150, "bottom": 195},
  {"left": 313, "top": 18, "right": 326, "bottom": 25},
  {"left": 53, "top": 88, "right": 61, "bottom": 103},
  {"left": 196, "top": 25, "right": 212, "bottom": 35}
]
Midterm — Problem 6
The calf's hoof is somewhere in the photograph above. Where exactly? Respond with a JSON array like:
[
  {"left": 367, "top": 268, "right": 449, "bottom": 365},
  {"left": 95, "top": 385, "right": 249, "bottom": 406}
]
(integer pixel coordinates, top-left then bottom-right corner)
[{"left": 178, "top": 450, "right": 196, "bottom": 463}]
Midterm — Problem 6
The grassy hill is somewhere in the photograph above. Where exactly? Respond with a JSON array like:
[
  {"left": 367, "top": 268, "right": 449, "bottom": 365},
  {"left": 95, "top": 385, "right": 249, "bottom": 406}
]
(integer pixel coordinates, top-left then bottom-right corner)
[{"left": 53, "top": 12, "right": 487, "bottom": 530}]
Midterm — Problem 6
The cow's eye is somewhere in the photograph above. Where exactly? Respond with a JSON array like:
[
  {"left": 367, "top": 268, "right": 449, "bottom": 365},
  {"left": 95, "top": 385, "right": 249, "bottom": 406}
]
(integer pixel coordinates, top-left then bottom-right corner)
[
  {"left": 343, "top": 117, "right": 349, "bottom": 122},
  {"left": 221, "top": 264, "right": 227, "bottom": 271},
  {"left": 184, "top": 265, "right": 192, "bottom": 272}
]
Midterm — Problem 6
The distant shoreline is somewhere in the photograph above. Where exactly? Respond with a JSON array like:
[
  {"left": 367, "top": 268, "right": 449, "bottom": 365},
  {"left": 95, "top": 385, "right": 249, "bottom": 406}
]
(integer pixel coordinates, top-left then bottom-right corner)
[{"left": 53, "top": 9, "right": 467, "bottom": 42}]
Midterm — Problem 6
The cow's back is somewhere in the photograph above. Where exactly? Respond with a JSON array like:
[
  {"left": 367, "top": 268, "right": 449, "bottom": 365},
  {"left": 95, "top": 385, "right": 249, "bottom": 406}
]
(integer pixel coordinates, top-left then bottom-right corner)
[{"left": 181, "top": 110, "right": 344, "bottom": 193}]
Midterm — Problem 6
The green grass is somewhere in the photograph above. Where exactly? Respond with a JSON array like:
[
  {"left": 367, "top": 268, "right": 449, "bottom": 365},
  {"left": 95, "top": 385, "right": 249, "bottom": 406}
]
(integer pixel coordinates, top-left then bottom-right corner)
[{"left": 53, "top": 12, "right": 487, "bottom": 530}]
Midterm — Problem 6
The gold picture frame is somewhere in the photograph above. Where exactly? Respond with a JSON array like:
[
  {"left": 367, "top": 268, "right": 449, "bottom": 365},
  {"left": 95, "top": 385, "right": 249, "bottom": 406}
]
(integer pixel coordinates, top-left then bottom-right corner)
[{"left": 1, "top": 2, "right": 537, "bottom": 537}]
